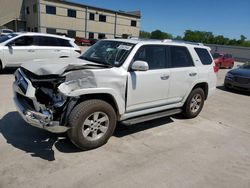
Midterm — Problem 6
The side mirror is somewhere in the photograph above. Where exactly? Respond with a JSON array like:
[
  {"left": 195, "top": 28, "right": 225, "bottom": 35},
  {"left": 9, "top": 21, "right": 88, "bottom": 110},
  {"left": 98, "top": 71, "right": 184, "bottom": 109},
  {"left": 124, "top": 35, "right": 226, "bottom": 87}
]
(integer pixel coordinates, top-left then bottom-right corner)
[
  {"left": 131, "top": 61, "right": 149, "bottom": 71},
  {"left": 6, "top": 42, "right": 13, "bottom": 48}
]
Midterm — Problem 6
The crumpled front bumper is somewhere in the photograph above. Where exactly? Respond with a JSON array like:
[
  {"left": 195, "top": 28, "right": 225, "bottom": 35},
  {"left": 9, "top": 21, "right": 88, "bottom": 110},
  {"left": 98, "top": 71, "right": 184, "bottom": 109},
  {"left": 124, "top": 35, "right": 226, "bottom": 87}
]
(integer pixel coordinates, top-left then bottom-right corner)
[{"left": 13, "top": 69, "right": 69, "bottom": 133}]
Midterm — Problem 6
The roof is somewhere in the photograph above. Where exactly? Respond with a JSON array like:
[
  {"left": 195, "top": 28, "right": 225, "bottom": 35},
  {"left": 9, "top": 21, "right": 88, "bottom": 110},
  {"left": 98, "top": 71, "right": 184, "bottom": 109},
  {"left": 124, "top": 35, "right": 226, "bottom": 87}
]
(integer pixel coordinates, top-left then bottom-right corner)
[
  {"left": 104, "top": 38, "right": 210, "bottom": 48},
  {"left": 14, "top": 32, "right": 74, "bottom": 40},
  {"left": 45, "top": 0, "right": 141, "bottom": 18}
]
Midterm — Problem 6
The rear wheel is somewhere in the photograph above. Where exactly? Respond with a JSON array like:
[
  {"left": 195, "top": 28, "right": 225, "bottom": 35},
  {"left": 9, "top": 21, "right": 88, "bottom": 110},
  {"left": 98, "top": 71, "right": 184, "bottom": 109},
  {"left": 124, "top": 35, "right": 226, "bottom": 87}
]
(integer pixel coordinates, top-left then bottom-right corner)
[
  {"left": 67, "top": 99, "right": 117, "bottom": 150},
  {"left": 182, "top": 88, "right": 205, "bottom": 118}
]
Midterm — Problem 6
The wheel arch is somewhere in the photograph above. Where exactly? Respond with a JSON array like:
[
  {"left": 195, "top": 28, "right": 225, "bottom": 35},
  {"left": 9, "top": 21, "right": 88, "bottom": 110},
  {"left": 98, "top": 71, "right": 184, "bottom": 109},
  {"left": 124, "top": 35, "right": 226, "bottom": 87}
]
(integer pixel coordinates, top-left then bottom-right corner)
[{"left": 192, "top": 82, "right": 209, "bottom": 100}]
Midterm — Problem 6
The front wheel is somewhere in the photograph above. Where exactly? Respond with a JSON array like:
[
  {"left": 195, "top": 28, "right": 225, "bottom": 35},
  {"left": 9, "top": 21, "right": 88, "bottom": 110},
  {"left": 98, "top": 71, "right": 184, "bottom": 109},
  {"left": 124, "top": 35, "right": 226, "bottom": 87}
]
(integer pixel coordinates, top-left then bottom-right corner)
[
  {"left": 67, "top": 99, "right": 117, "bottom": 150},
  {"left": 182, "top": 88, "right": 205, "bottom": 118}
]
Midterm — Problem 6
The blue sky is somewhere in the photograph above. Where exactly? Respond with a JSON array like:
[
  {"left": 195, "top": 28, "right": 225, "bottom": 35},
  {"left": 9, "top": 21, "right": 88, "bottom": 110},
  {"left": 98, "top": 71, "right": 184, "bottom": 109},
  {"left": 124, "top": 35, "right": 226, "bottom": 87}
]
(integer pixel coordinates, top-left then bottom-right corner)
[{"left": 71, "top": 0, "right": 250, "bottom": 39}]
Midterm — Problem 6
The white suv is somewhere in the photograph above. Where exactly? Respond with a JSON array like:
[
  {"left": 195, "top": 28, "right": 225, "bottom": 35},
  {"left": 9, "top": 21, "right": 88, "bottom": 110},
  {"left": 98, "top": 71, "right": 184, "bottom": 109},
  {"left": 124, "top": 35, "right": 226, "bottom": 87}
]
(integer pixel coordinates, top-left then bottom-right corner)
[
  {"left": 13, "top": 39, "right": 217, "bottom": 150},
  {"left": 0, "top": 32, "right": 81, "bottom": 70}
]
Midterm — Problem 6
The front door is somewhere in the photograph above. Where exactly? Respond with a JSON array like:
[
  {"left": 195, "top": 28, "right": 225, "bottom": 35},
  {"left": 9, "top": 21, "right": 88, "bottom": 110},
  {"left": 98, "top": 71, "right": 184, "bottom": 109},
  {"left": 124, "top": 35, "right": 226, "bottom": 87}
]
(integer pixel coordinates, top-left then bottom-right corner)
[{"left": 126, "top": 45, "right": 171, "bottom": 112}]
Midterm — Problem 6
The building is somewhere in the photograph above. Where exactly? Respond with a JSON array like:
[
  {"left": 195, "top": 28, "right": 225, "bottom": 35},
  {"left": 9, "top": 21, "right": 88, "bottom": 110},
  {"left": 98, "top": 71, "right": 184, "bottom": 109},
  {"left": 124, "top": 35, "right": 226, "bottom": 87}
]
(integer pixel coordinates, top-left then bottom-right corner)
[{"left": 0, "top": 0, "right": 141, "bottom": 39}]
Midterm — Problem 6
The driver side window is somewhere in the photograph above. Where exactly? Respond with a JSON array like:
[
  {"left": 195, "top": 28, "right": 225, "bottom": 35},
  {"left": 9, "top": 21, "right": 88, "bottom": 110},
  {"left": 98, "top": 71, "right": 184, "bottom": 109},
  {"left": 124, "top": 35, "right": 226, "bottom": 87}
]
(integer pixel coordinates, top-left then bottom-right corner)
[
  {"left": 10, "top": 36, "right": 34, "bottom": 46},
  {"left": 133, "top": 45, "right": 168, "bottom": 70}
]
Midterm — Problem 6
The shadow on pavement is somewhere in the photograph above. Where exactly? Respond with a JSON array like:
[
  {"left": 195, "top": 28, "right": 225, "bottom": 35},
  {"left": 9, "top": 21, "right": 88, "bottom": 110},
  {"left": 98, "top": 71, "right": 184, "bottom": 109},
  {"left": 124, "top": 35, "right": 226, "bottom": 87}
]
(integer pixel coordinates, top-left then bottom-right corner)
[
  {"left": 0, "top": 111, "right": 81, "bottom": 161},
  {"left": 0, "top": 68, "right": 17, "bottom": 75},
  {"left": 114, "top": 117, "right": 174, "bottom": 137},
  {"left": 0, "top": 112, "right": 175, "bottom": 160},
  {"left": 217, "top": 85, "right": 250, "bottom": 96}
]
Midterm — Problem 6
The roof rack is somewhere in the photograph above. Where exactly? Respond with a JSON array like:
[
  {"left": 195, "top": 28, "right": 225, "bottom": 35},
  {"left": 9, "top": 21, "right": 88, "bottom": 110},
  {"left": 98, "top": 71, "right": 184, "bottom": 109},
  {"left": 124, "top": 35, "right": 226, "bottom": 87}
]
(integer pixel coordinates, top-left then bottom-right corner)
[{"left": 162, "top": 39, "right": 204, "bottom": 46}]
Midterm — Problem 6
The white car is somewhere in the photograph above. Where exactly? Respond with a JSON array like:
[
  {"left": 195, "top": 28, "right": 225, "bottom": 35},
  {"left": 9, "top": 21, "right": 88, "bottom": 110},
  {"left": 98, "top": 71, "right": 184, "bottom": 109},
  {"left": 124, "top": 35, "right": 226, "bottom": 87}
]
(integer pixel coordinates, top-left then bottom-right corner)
[
  {"left": 0, "top": 29, "right": 13, "bottom": 36},
  {"left": 13, "top": 39, "right": 217, "bottom": 150},
  {"left": 0, "top": 32, "right": 81, "bottom": 70}
]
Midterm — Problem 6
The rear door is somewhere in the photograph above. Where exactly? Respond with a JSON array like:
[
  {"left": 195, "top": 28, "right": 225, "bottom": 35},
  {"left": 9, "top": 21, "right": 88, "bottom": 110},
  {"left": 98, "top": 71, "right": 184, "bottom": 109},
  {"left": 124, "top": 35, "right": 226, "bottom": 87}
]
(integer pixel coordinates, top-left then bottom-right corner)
[
  {"left": 126, "top": 45, "right": 171, "bottom": 112},
  {"left": 35, "top": 36, "right": 71, "bottom": 59},
  {"left": 167, "top": 46, "right": 197, "bottom": 103},
  {"left": 3, "top": 35, "right": 36, "bottom": 66}
]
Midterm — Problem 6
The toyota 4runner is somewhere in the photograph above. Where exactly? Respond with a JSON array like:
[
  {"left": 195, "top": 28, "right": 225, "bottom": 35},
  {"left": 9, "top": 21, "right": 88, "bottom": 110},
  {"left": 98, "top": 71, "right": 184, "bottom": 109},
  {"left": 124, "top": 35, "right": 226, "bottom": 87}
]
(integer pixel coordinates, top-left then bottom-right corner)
[{"left": 13, "top": 39, "right": 217, "bottom": 150}]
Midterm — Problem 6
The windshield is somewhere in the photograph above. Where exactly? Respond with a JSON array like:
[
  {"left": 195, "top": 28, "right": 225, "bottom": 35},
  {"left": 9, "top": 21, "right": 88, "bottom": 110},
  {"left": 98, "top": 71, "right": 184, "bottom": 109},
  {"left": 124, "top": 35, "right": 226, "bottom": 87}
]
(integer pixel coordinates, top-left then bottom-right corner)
[
  {"left": 241, "top": 62, "right": 250, "bottom": 69},
  {"left": 0, "top": 33, "right": 18, "bottom": 43},
  {"left": 213, "top": 53, "right": 222, "bottom": 59},
  {"left": 80, "top": 40, "right": 135, "bottom": 67}
]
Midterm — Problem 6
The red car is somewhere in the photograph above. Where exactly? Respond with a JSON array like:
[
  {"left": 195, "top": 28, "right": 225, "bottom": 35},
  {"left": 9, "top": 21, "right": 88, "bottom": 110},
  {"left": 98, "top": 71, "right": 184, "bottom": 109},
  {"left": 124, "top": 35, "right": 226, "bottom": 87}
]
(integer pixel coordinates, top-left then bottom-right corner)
[
  {"left": 75, "top": 37, "right": 91, "bottom": 46},
  {"left": 213, "top": 52, "right": 235, "bottom": 69}
]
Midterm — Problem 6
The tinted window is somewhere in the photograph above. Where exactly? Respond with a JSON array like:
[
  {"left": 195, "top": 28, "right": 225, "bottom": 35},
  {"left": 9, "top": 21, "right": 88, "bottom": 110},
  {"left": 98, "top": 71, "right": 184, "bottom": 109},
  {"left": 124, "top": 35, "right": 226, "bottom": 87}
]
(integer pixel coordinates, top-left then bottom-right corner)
[
  {"left": 67, "top": 30, "right": 76, "bottom": 38},
  {"left": 46, "top": 28, "right": 56, "bottom": 34},
  {"left": 11, "top": 36, "right": 34, "bottom": 46},
  {"left": 195, "top": 48, "right": 213, "bottom": 65},
  {"left": 68, "top": 9, "right": 76, "bottom": 18},
  {"left": 131, "top": 20, "right": 137, "bottom": 27},
  {"left": 89, "top": 13, "right": 95, "bottom": 20},
  {"left": 36, "top": 36, "right": 71, "bottom": 47},
  {"left": 213, "top": 53, "right": 222, "bottom": 58},
  {"left": 134, "top": 45, "right": 167, "bottom": 70},
  {"left": 170, "top": 46, "right": 193, "bottom": 68},
  {"left": 98, "top": 33, "right": 105, "bottom": 39},
  {"left": 89, "top": 32, "right": 94, "bottom": 39},
  {"left": 46, "top": 5, "right": 56, "bottom": 15},
  {"left": 99, "top": 15, "right": 106, "bottom": 22}
]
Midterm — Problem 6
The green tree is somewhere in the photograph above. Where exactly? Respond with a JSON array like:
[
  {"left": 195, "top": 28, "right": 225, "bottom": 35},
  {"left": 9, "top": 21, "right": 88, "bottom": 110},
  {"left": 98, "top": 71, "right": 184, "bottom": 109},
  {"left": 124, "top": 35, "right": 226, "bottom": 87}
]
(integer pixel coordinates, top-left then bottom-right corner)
[
  {"left": 140, "top": 31, "right": 151, "bottom": 38},
  {"left": 150, "top": 30, "right": 173, "bottom": 39}
]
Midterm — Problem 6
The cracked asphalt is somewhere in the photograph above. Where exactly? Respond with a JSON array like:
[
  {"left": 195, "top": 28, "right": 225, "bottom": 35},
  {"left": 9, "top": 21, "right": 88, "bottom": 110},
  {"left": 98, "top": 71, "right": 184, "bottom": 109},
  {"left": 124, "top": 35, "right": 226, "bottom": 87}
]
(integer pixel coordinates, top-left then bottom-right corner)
[{"left": 0, "top": 62, "right": 249, "bottom": 188}]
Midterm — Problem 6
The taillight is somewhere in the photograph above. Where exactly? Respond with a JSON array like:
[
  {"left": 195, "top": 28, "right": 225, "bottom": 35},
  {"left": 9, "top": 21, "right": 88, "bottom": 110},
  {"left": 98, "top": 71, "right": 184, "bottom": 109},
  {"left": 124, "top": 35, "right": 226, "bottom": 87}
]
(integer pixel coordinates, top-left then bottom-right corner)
[
  {"left": 213, "top": 65, "right": 219, "bottom": 73},
  {"left": 75, "top": 50, "right": 82, "bottom": 54}
]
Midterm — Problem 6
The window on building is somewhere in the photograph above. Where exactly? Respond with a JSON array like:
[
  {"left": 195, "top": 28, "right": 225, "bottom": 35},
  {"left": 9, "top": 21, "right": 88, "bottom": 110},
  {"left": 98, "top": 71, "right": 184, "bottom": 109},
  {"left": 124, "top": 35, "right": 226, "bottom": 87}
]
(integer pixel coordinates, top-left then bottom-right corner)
[
  {"left": 68, "top": 9, "right": 76, "bottom": 18},
  {"left": 33, "top": 4, "right": 37, "bottom": 13},
  {"left": 27, "top": 27, "right": 30, "bottom": 32},
  {"left": 26, "top": 7, "right": 30, "bottom": 15},
  {"left": 89, "top": 13, "right": 95, "bottom": 20},
  {"left": 170, "top": 46, "right": 194, "bottom": 68},
  {"left": 98, "top": 33, "right": 106, "bottom": 39},
  {"left": 46, "top": 5, "right": 56, "bottom": 15},
  {"left": 194, "top": 48, "right": 213, "bottom": 65},
  {"left": 34, "top": 27, "right": 38, "bottom": 32},
  {"left": 133, "top": 45, "right": 168, "bottom": 70},
  {"left": 99, "top": 15, "right": 106, "bottom": 22},
  {"left": 131, "top": 20, "right": 137, "bottom": 27},
  {"left": 68, "top": 30, "right": 76, "bottom": 38},
  {"left": 46, "top": 28, "right": 56, "bottom": 34},
  {"left": 89, "top": 32, "right": 94, "bottom": 39}
]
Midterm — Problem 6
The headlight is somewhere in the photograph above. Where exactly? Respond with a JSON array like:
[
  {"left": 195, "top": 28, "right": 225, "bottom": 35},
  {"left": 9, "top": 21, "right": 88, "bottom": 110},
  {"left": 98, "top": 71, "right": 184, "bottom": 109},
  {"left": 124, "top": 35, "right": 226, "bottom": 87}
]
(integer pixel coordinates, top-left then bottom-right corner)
[{"left": 226, "top": 73, "right": 234, "bottom": 79}]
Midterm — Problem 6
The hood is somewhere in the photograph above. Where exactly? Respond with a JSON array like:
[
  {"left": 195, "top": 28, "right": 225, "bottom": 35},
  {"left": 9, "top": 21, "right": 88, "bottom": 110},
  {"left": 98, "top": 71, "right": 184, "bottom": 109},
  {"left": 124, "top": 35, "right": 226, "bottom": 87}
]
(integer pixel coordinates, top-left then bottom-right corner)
[
  {"left": 229, "top": 68, "right": 250, "bottom": 78},
  {"left": 21, "top": 58, "right": 105, "bottom": 76}
]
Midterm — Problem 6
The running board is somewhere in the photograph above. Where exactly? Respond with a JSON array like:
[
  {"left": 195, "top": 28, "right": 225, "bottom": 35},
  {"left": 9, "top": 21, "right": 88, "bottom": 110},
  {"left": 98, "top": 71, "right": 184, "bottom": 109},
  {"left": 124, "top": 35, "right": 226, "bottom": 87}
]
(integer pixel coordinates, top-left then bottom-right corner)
[{"left": 122, "top": 108, "right": 182, "bottom": 126}]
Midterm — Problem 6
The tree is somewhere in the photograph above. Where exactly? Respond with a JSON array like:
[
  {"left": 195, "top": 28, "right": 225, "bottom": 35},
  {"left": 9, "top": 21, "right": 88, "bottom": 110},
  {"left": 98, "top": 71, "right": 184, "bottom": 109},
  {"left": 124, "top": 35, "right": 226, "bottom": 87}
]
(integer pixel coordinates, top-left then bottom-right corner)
[
  {"left": 140, "top": 31, "right": 151, "bottom": 38},
  {"left": 150, "top": 29, "right": 173, "bottom": 39}
]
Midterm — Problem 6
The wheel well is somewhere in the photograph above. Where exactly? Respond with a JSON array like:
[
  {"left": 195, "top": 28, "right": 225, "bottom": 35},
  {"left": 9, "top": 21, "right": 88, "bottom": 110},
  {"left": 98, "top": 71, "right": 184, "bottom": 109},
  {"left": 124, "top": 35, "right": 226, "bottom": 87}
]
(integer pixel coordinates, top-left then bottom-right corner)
[
  {"left": 77, "top": 93, "right": 119, "bottom": 115},
  {"left": 192, "top": 83, "right": 209, "bottom": 100}
]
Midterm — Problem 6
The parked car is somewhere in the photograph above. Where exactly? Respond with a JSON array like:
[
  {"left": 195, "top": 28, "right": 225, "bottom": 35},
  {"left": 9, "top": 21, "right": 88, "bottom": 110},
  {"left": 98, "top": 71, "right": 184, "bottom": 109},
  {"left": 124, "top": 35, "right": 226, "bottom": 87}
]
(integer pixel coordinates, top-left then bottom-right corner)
[
  {"left": 0, "top": 32, "right": 81, "bottom": 70},
  {"left": 0, "top": 29, "right": 13, "bottom": 36},
  {"left": 213, "top": 52, "right": 235, "bottom": 68},
  {"left": 13, "top": 39, "right": 217, "bottom": 150},
  {"left": 224, "top": 62, "right": 250, "bottom": 91},
  {"left": 75, "top": 37, "right": 91, "bottom": 46}
]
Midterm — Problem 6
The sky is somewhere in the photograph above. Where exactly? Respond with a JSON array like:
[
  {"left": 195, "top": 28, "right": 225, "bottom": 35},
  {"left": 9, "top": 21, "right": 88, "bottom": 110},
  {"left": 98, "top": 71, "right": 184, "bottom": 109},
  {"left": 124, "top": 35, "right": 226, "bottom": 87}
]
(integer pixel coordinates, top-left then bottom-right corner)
[{"left": 70, "top": 0, "right": 250, "bottom": 40}]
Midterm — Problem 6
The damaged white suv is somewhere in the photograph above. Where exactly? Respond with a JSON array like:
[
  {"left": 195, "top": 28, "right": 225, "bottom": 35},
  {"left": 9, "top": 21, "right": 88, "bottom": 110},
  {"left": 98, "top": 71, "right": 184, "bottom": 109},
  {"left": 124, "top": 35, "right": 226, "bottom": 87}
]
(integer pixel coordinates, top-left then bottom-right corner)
[{"left": 13, "top": 39, "right": 217, "bottom": 150}]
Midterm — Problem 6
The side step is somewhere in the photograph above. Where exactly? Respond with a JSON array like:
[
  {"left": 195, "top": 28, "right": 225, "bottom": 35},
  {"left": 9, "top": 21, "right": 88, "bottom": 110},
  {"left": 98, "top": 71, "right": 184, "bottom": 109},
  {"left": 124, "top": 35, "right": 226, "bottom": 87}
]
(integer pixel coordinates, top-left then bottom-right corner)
[{"left": 122, "top": 108, "right": 182, "bottom": 126}]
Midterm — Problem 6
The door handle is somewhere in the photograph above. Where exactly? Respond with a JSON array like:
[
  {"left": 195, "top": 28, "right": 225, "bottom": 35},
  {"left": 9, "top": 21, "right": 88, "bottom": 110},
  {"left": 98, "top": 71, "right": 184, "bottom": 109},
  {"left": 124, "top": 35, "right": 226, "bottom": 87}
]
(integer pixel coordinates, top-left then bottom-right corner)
[
  {"left": 160, "top": 75, "right": 170, "bottom": 80},
  {"left": 55, "top": 49, "right": 61, "bottom": 52},
  {"left": 189, "top": 72, "right": 197, "bottom": 77},
  {"left": 28, "top": 49, "right": 35, "bottom": 52}
]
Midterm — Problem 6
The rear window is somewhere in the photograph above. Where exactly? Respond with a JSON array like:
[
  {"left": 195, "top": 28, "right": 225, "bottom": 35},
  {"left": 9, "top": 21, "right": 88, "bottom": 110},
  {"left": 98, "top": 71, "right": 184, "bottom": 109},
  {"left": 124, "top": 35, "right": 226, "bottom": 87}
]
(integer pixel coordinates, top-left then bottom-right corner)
[
  {"left": 170, "top": 46, "right": 194, "bottom": 68},
  {"left": 195, "top": 48, "right": 213, "bottom": 65},
  {"left": 35, "top": 36, "right": 72, "bottom": 47}
]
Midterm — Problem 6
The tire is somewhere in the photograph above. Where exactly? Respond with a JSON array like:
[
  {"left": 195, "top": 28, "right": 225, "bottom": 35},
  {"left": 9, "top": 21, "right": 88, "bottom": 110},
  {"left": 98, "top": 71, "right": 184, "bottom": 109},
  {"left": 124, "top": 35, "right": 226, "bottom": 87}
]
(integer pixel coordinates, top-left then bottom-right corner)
[
  {"left": 0, "top": 60, "right": 2, "bottom": 71},
  {"left": 67, "top": 99, "right": 117, "bottom": 150},
  {"left": 182, "top": 88, "right": 205, "bottom": 119}
]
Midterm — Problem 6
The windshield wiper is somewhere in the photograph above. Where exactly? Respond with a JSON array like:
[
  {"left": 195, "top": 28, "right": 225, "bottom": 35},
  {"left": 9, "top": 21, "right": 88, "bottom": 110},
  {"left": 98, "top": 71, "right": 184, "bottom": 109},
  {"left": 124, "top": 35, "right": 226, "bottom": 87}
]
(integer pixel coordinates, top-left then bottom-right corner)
[{"left": 80, "top": 57, "right": 113, "bottom": 67}]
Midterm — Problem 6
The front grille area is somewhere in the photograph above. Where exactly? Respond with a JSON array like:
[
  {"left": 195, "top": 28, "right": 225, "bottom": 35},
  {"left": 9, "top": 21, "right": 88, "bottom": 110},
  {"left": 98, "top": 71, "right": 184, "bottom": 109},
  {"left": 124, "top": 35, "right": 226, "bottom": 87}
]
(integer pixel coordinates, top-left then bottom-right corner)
[
  {"left": 15, "top": 70, "right": 28, "bottom": 94},
  {"left": 235, "top": 77, "right": 250, "bottom": 84}
]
